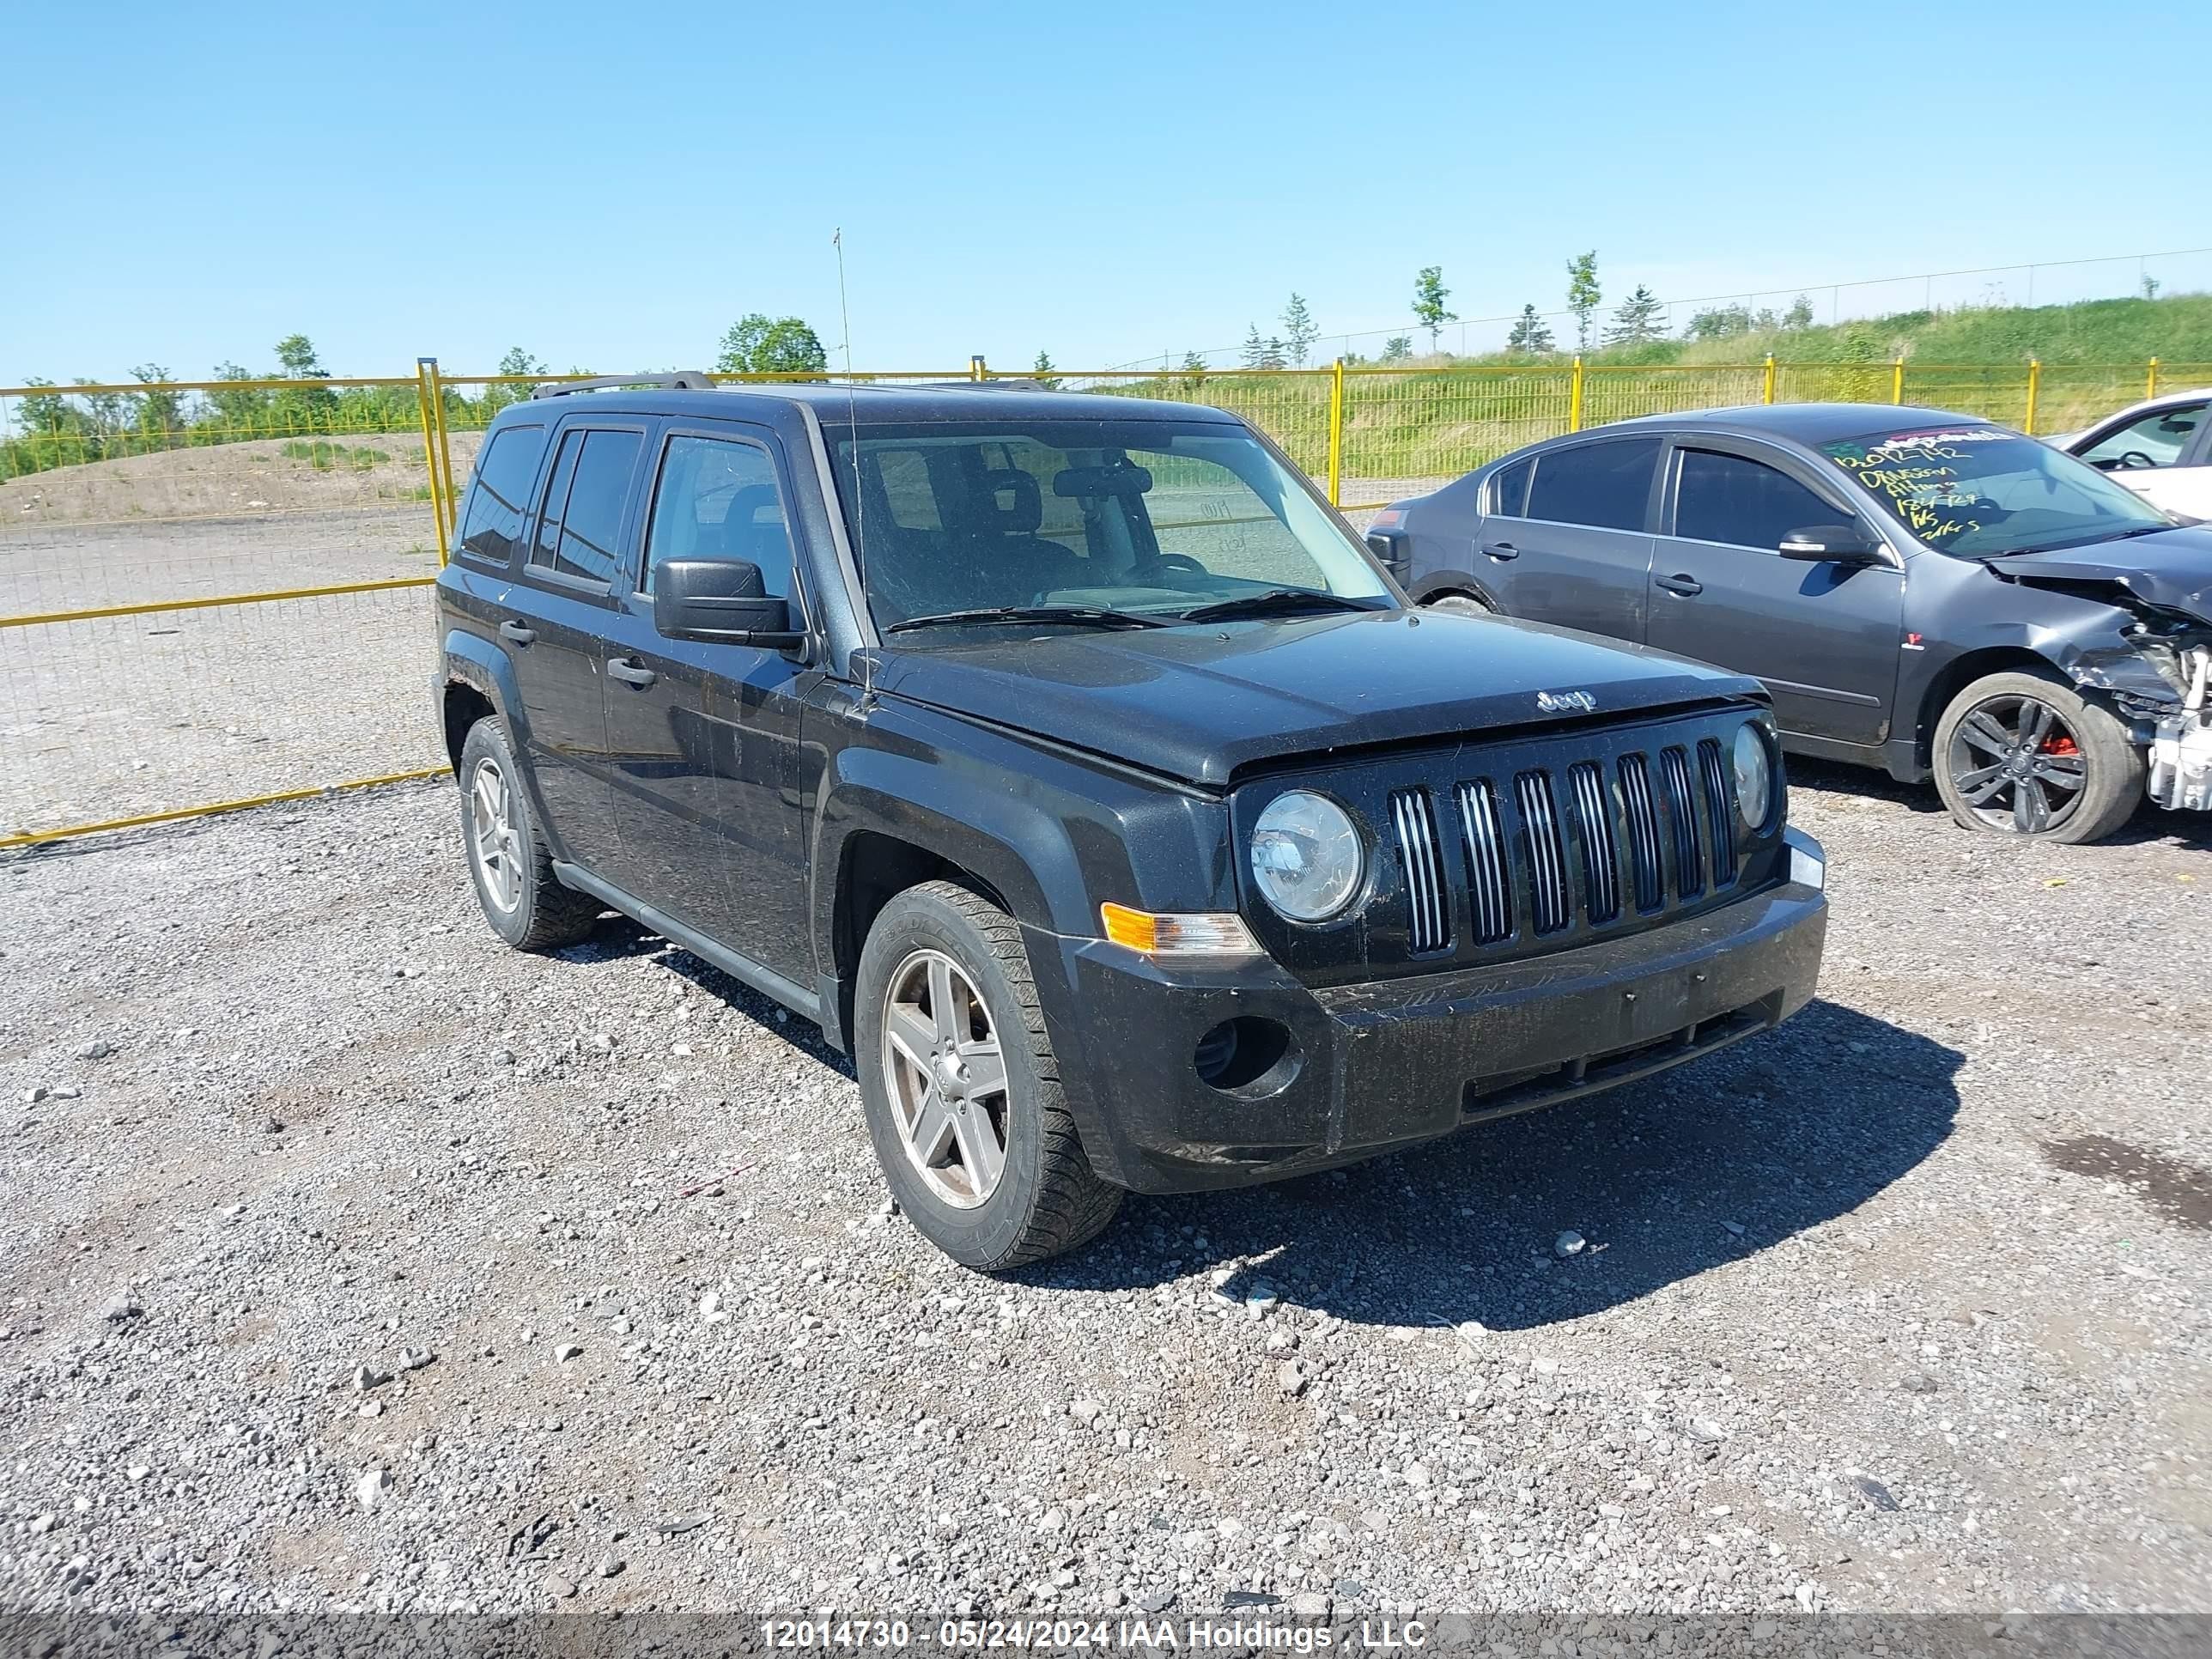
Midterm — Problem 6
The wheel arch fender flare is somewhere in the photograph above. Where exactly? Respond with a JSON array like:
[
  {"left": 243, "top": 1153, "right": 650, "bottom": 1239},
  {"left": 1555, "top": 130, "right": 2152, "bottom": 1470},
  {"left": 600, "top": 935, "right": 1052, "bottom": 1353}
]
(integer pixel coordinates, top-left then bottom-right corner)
[
  {"left": 440, "top": 629, "right": 524, "bottom": 753},
  {"left": 440, "top": 629, "right": 571, "bottom": 857},
  {"left": 1409, "top": 567, "right": 1507, "bottom": 612}
]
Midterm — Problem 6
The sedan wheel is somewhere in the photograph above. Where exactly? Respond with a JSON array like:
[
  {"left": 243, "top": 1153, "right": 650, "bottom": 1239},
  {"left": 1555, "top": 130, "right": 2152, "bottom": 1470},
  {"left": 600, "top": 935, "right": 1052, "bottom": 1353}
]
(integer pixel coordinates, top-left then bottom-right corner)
[
  {"left": 1931, "top": 669, "right": 2143, "bottom": 845},
  {"left": 1945, "top": 692, "right": 2087, "bottom": 836},
  {"left": 880, "top": 947, "right": 1010, "bottom": 1208}
]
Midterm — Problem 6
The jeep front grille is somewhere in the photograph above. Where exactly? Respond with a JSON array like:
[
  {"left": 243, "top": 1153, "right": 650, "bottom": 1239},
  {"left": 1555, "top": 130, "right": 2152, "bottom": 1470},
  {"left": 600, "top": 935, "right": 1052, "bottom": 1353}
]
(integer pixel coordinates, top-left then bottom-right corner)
[
  {"left": 1379, "top": 731, "right": 1748, "bottom": 963},
  {"left": 1239, "top": 708, "right": 1774, "bottom": 982},
  {"left": 1698, "top": 737, "right": 1737, "bottom": 884},
  {"left": 1516, "top": 770, "right": 1571, "bottom": 935},
  {"left": 1659, "top": 744, "right": 1704, "bottom": 899},
  {"left": 1619, "top": 752, "right": 1665, "bottom": 913},
  {"left": 1389, "top": 787, "right": 1450, "bottom": 954},
  {"left": 1455, "top": 781, "right": 1514, "bottom": 944},
  {"left": 1568, "top": 762, "right": 1620, "bottom": 924}
]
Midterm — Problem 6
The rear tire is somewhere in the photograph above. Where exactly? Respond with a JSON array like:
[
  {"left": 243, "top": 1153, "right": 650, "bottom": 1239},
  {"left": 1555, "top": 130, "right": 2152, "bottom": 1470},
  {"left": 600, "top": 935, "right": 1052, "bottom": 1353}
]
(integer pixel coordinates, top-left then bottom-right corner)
[
  {"left": 854, "top": 880, "right": 1121, "bottom": 1271},
  {"left": 457, "top": 719, "right": 602, "bottom": 951},
  {"left": 1931, "top": 669, "right": 2142, "bottom": 844}
]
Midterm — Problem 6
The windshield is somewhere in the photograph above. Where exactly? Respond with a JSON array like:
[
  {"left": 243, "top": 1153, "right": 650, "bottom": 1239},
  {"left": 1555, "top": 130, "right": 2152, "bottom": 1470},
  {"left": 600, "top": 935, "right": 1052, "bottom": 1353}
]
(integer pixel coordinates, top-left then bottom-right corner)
[
  {"left": 1816, "top": 423, "right": 2173, "bottom": 557},
  {"left": 826, "top": 419, "right": 1392, "bottom": 634}
]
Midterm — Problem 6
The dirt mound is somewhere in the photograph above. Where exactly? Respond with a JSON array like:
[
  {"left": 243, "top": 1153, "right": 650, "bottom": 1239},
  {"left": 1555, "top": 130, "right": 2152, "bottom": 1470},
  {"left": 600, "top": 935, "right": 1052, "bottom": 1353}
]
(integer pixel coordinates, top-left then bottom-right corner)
[{"left": 0, "top": 430, "right": 484, "bottom": 527}]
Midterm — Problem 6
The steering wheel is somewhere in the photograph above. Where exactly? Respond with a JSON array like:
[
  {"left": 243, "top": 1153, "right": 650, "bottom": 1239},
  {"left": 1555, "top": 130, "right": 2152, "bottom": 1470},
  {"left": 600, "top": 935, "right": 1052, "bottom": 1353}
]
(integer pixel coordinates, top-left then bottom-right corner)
[
  {"left": 2113, "top": 450, "right": 2159, "bottom": 470},
  {"left": 1130, "top": 552, "right": 1208, "bottom": 581}
]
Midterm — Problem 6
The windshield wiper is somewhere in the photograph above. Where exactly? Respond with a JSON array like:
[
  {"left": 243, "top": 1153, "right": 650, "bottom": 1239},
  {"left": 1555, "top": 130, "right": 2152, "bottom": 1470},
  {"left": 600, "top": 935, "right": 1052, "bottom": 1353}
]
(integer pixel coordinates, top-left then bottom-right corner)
[
  {"left": 884, "top": 605, "right": 1164, "bottom": 635},
  {"left": 1989, "top": 523, "right": 2177, "bottom": 556},
  {"left": 1176, "top": 588, "right": 1380, "bottom": 623}
]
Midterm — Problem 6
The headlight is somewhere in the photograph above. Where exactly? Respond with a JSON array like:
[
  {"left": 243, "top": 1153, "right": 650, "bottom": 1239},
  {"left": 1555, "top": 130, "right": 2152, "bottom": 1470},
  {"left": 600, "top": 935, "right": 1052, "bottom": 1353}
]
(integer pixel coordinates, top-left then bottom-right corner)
[
  {"left": 1249, "top": 791, "right": 1364, "bottom": 921},
  {"left": 1732, "top": 723, "right": 1775, "bottom": 830}
]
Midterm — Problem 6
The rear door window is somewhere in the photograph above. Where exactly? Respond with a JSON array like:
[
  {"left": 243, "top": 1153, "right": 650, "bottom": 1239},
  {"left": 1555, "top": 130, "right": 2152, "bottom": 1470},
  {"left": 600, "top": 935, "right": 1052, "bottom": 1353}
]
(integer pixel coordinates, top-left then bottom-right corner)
[
  {"left": 1525, "top": 438, "right": 1659, "bottom": 532},
  {"left": 459, "top": 423, "right": 545, "bottom": 563},
  {"left": 1674, "top": 449, "right": 1841, "bottom": 550},
  {"left": 529, "top": 427, "right": 641, "bottom": 585}
]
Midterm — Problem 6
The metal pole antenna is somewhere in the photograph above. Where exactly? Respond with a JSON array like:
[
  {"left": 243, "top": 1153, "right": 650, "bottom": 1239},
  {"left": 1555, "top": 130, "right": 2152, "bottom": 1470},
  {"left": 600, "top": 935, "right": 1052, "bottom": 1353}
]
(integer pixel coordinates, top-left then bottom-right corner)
[{"left": 833, "top": 228, "right": 854, "bottom": 378}]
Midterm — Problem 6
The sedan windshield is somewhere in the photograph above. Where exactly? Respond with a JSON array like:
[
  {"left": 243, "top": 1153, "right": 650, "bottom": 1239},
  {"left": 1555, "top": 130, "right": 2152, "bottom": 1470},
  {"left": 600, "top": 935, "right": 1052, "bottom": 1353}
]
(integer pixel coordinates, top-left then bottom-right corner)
[
  {"left": 826, "top": 419, "right": 1392, "bottom": 635},
  {"left": 1817, "top": 423, "right": 2174, "bottom": 557}
]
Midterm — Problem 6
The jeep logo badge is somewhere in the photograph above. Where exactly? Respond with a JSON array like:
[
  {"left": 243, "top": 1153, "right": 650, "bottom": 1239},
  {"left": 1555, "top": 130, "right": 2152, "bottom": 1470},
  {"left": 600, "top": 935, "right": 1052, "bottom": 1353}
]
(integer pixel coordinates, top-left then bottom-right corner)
[{"left": 1536, "top": 690, "right": 1597, "bottom": 714}]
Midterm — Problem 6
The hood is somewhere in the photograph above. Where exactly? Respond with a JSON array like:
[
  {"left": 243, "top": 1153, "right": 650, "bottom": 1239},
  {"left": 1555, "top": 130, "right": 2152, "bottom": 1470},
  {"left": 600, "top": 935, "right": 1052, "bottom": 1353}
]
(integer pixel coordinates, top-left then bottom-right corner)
[
  {"left": 870, "top": 608, "right": 1761, "bottom": 787},
  {"left": 1992, "top": 525, "right": 2212, "bottom": 623}
]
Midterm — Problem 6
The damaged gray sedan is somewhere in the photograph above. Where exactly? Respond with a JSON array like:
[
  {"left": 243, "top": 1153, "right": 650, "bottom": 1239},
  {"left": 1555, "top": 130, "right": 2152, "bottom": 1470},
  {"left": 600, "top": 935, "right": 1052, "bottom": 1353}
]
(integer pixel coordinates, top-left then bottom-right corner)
[{"left": 1368, "top": 404, "right": 2212, "bottom": 843}]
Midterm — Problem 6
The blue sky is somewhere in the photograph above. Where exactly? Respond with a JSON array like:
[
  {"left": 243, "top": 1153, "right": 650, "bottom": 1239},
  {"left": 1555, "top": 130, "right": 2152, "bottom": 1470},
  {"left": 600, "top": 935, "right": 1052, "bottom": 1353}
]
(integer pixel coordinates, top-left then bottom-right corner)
[{"left": 6, "top": 0, "right": 2208, "bottom": 383}]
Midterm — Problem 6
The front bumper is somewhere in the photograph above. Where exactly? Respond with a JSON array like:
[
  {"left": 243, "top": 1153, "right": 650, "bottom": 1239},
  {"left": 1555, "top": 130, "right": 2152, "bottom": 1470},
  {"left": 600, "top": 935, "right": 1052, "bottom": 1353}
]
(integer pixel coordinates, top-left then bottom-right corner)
[{"left": 1036, "top": 830, "right": 1828, "bottom": 1194}]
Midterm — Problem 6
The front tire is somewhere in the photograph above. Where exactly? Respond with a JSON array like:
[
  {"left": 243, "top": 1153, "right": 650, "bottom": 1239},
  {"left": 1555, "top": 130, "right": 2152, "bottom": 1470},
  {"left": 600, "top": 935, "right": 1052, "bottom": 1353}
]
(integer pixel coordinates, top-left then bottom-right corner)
[
  {"left": 457, "top": 719, "right": 602, "bottom": 951},
  {"left": 854, "top": 881, "right": 1121, "bottom": 1271},
  {"left": 1931, "top": 669, "right": 2142, "bottom": 843}
]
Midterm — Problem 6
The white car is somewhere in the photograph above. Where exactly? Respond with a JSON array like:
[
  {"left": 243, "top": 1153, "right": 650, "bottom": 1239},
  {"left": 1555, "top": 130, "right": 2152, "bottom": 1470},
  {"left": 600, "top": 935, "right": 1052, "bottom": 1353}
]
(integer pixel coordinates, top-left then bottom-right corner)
[{"left": 2051, "top": 389, "right": 2212, "bottom": 519}]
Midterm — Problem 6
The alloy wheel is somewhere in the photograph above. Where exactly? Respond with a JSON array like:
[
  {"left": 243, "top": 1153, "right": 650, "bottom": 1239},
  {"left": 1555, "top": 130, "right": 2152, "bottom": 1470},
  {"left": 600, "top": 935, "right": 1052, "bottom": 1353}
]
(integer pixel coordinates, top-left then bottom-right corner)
[
  {"left": 468, "top": 757, "right": 524, "bottom": 913},
  {"left": 1946, "top": 693, "right": 2088, "bottom": 835},
  {"left": 879, "top": 948, "right": 1010, "bottom": 1208}
]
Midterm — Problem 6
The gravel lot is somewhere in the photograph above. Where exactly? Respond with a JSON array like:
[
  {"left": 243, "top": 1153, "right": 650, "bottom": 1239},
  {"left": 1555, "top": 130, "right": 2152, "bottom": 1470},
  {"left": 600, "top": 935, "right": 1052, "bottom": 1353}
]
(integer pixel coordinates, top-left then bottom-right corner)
[{"left": 0, "top": 763, "right": 2207, "bottom": 1621}]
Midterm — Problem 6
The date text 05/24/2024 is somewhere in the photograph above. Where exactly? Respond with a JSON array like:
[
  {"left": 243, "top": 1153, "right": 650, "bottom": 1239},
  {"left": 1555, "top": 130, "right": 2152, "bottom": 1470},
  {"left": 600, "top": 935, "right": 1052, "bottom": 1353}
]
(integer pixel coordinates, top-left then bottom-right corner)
[{"left": 757, "top": 1618, "right": 1436, "bottom": 1651}]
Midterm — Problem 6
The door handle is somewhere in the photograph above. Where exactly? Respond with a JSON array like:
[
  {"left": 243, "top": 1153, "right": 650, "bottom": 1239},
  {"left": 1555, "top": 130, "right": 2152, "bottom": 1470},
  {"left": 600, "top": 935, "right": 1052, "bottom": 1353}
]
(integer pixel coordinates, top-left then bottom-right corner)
[
  {"left": 1480, "top": 540, "right": 1518, "bottom": 561},
  {"left": 498, "top": 619, "right": 537, "bottom": 644},
  {"left": 606, "top": 656, "right": 658, "bottom": 689},
  {"left": 1655, "top": 574, "right": 1704, "bottom": 598}
]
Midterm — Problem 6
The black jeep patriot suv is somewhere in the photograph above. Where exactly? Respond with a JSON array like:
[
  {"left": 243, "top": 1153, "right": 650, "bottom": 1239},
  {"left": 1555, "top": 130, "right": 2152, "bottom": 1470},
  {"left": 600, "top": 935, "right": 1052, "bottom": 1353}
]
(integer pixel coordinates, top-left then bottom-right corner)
[{"left": 434, "top": 374, "right": 1829, "bottom": 1269}]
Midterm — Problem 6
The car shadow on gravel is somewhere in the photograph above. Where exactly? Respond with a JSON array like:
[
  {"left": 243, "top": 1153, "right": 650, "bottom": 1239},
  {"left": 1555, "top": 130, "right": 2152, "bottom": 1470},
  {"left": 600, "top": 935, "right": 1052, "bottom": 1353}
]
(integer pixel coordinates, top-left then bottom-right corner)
[{"left": 1029, "top": 998, "right": 1963, "bottom": 1332}]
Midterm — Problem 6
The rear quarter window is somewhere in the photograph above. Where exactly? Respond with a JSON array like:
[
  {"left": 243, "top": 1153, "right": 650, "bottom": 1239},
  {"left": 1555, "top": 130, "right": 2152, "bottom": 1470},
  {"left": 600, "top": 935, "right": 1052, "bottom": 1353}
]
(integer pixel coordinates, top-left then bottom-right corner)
[
  {"left": 458, "top": 423, "right": 546, "bottom": 563},
  {"left": 1488, "top": 457, "right": 1534, "bottom": 517}
]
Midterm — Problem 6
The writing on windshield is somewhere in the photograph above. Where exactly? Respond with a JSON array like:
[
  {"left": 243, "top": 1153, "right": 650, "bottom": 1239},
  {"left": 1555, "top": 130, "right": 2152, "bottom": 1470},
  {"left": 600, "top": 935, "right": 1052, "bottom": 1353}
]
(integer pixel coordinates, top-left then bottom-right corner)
[
  {"left": 1819, "top": 428, "right": 2009, "bottom": 549},
  {"left": 1818, "top": 425, "right": 2166, "bottom": 556}
]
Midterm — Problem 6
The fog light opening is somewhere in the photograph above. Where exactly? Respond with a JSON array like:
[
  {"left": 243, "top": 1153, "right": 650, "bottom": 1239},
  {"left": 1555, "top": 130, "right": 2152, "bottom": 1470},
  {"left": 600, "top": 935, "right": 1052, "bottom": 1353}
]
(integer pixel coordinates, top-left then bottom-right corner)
[{"left": 1193, "top": 1016, "right": 1301, "bottom": 1098}]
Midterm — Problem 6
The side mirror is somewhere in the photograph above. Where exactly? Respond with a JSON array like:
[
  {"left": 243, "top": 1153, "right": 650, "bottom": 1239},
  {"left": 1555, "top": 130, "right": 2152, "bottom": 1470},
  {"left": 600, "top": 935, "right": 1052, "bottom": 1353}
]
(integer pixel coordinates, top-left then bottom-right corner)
[
  {"left": 653, "top": 559, "right": 804, "bottom": 648},
  {"left": 1778, "top": 525, "right": 1886, "bottom": 565}
]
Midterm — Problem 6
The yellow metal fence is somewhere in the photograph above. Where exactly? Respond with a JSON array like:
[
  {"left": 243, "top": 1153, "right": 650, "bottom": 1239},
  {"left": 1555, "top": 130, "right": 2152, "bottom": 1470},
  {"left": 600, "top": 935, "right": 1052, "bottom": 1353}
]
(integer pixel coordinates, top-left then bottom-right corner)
[{"left": 3, "top": 356, "right": 2202, "bottom": 846}]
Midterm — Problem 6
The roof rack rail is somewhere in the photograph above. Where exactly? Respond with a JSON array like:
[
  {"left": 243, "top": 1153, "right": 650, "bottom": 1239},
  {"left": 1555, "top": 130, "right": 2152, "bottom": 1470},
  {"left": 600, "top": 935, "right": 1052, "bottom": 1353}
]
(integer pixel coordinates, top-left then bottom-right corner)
[{"left": 532, "top": 370, "right": 718, "bottom": 399}]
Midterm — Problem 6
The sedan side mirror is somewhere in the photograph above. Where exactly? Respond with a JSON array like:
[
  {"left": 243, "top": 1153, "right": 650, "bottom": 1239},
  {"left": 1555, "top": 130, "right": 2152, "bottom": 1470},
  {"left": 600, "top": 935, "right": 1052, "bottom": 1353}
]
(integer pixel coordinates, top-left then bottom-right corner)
[
  {"left": 653, "top": 558, "right": 805, "bottom": 648},
  {"left": 1778, "top": 525, "right": 1887, "bottom": 565}
]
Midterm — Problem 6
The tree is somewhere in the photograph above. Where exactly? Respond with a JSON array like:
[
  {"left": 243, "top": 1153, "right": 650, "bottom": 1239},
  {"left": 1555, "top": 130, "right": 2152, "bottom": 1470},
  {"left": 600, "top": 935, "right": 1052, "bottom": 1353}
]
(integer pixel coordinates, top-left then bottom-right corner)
[
  {"left": 1686, "top": 303, "right": 1753, "bottom": 343},
  {"left": 1412, "top": 266, "right": 1455, "bottom": 352},
  {"left": 130, "top": 364, "right": 183, "bottom": 447},
  {"left": 484, "top": 347, "right": 548, "bottom": 413},
  {"left": 274, "top": 334, "right": 328, "bottom": 379},
  {"left": 1381, "top": 336, "right": 1413, "bottom": 363},
  {"left": 2142, "top": 273, "right": 2161, "bottom": 301},
  {"left": 1033, "top": 350, "right": 1061, "bottom": 392},
  {"left": 207, "top": 360, "right": 268, "bottom": 429},
  {"left": 1280, "top": 293, "right": 1317, "bottom": 367},
  {"left": 1565, "top": 251, "right": 1601, "bottom": 350},
  {"left": 1241, "top": 324, "right": 1269, "bottom": 369},
  {"left": 1602, "top": 285, "right": 1668, "bottom": 346},
  {"left": 1505, "top": 304, "right": 1555, "bottom": 354},
  {"left": 716, "top": 314, "right": 774, "bottom": 374},
  {"left": 714, "top": 315, "right": 830, "bottom": 376},
  {"left": 757, "top": 319, "right": 827, "bottom": 374},
  {"left": 1781, "top": 293, "right": 1815, "bottom": 331}
]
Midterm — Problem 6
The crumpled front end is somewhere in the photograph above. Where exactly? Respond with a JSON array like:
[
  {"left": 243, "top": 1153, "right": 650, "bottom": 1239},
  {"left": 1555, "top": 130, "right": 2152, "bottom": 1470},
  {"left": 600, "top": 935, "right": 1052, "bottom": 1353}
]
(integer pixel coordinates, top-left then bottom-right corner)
[{"left": 2147, "top": 642, "right": 2212, "bottom": 811}]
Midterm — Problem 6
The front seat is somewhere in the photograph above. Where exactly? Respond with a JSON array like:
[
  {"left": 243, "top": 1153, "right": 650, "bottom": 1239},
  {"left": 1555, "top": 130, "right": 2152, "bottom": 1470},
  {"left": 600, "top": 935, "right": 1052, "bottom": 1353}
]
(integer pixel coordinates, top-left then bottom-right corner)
[{"left": 963, "top": 468, "right": 1084, "bottom": 599}]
